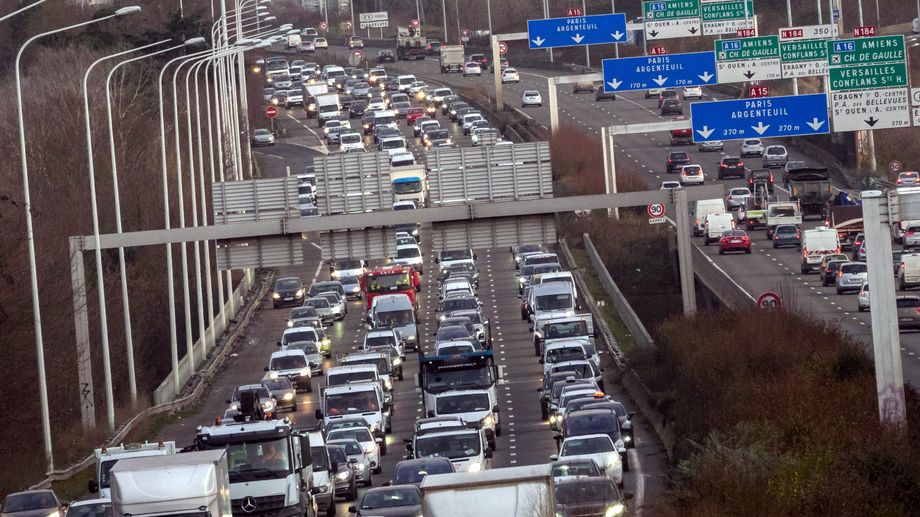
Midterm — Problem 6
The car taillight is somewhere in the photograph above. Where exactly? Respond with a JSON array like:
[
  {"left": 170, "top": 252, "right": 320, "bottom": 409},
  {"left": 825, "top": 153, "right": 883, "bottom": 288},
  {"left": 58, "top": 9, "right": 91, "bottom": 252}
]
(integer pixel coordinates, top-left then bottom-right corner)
[
  {"left": 838, "top": 270, "right": 844, "bottom": 278},
  {"left": 738, "top": 161, "right": 744, "bottom": 167},
  {"left": 720, "top": 164, "right": 727, "bottom": 168},
  {"left": 769, "top": 173, "right": 774, "bottom": 182},
  {"left": 915, "top": 308, "right": 920, "bottom": 314},
  {"left": 898, "top": 179, "right": 904, "bottom": 185},
  {"left": 668, "top": 159, "right": 672, "bottom": 163}
]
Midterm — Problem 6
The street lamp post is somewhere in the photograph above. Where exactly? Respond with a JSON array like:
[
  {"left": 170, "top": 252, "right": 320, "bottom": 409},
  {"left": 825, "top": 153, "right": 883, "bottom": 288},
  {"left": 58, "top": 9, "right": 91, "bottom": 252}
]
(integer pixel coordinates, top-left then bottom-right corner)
[
  {"left": 15, "top": 5, "right": 142, "bottom": 472},
  {"left": 81, "top": 37, "right": 166, "bottom": 431},
  {"left": 0, "top": 0, "right": 48, "bottom": 21}
]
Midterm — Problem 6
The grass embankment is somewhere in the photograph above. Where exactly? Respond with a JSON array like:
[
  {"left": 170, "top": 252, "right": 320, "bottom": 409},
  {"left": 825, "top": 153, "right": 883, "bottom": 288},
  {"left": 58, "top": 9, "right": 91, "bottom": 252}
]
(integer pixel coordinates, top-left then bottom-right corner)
[{"left": 633, "top": 309, "right": 920, "bottom": 516}]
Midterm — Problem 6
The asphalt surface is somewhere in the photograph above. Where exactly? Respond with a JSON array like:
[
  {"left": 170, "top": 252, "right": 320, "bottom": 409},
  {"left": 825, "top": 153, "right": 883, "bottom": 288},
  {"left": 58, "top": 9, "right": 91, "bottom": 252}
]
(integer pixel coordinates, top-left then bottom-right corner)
[
  {"left": 337, "top": 48, "right": 920, "bottom": 387},
  {"left": 159, "top": 58, "right": 667, "bottom": 516}
]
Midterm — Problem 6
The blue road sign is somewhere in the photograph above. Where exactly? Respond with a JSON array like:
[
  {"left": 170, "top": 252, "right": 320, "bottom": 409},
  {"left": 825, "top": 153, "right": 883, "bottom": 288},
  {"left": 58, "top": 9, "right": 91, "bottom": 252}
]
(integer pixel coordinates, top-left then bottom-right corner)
[
  {"left": 690, "top": 93, "right": 829, "bottom": 142},
  {"left": 602, "top": 51, "right": 717, "bottom": 92},
  {"left": 527, "top": 13, "right": 628, "bottom": 49}
]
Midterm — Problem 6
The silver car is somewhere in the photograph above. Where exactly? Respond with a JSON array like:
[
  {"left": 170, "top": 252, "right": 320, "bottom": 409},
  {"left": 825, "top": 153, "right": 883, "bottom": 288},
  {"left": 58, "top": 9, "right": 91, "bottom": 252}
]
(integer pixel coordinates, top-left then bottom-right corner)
[
  {"left": 762, "top": 145, "right": 789, "bottom": 168},
  {"left": 339, "top": 274, "right": 362, "bottom": 300},
  {"left": 261, "top": 375, "right": 297, "bottom": 412},
  {"left": 326, "top": 438, "right": 372, "bottom": 486},
  {"left": 251, "top": 128, "right": 275, "bottom": 146},
  {"left": 284, "top": 340, "right": 324, "bottom": 375},
  {"left": 836, "top": 262, "right": 868, "bottom": 294},
  {"left": 318, "top": 291, "right": 347, "bottom": 320},
  {"left": 698, "top": 139, "right": 724, "bottom": 152},
  {"left": 857, "top": 282, "right": 869, "bottom": 312},
  {"left": 521, "top": 90, "right": 543, "bottom": 107},
  {"left": 726, "top": 187, "right": 752, "bottom": 211},
  {"left": 304, "top": 296, "right": 335, "bottom": 324},
  {"left": 897, "top": 295, "right": 920, "bottom": 332}
]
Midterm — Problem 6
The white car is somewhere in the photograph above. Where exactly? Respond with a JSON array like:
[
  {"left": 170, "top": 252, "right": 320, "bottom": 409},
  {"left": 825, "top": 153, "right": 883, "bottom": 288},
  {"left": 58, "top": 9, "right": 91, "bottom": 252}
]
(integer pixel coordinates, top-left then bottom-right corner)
[
  {"left": 461, "top": 113, "right": 485, "bottom": 134},
  {"left": 551, "top": 434, "right": 624, "bottom": 486},
  {"left": 679, "top": 164, "right": 705, "bottom": 186},
  {"left": 251, "top": 128, "right": 275, "bottom": 146},
  {"left": 645, "top": 87, "right": 664, "bottom": 99},
  {"left": 313, "top": 37, "right": 328, "bottom": 49},
  {"left": 367, "top": 97, "right": 387, "bottom": 111},
  {"left": 501, "top": 67, "right": 520, "bottom": 83},
  {"left": 298, "top": 41, "right": 315, "bottom": 53},
  {"left": 683, "top": 86, "right": 703, "bottom": 99},
  {"left": 339, "top": 132, "right": 364, "bottom": 153},
  {"left": 762, "top": 144, "right": 789, "bottom": 168},
  {"left": 521, "top": 90, "right": 542, "bottom": 107},
  {"left": 659, "top": 180, "right": 682, "bottom": 190},
  {"left": 471, "top": 127, "right": 501, "bottom": 146},
  {"left": 698, "top": 140, "right": 724, "bottom": 152},
  {"left": 462, "top": 62, "right": 482, "bottom": 76},
  {"left": 857, "top": 281, "right": 869, "bottom": 312},
  {"left": 740, "top": 138, "right": 765, "bottom": 157}
]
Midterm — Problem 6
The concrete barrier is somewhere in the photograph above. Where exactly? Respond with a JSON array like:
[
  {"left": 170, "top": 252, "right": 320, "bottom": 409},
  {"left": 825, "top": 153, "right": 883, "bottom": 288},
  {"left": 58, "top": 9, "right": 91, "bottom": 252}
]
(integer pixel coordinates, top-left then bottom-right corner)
[{"left": 691, "top": 246, "right": 756, "bottom": 307}]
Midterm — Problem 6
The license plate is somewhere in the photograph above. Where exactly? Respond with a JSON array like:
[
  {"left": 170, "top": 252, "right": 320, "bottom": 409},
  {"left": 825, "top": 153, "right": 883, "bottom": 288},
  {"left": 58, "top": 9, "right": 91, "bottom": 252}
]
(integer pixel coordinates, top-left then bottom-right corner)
[
  {"left": 731, "top": 239, "right": 741, "bottom": 244},
  {"left": 284, "top": 297, "right": 293, "bottom": 301}
]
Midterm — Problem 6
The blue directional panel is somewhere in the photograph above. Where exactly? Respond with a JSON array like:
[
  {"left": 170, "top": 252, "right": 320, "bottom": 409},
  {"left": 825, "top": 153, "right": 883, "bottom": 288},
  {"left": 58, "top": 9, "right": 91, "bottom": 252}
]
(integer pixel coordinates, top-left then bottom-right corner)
[
  {"left": 690, "top": 93, "right": 830, "bottom": 142},
  {"left": 601, "top": 51, "right": 717, "bottom": 92},
  {"left": 527, "top": 13, "right": 628, "bottom": 49}
]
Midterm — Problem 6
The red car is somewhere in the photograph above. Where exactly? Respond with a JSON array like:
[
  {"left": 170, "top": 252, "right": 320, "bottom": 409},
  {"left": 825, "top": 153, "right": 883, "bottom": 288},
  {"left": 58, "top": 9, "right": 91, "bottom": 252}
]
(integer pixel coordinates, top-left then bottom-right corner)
[
  {"left": 719, "top": 229, "right": 752, "bottom": 254},
  {"left": 406, "top": 107, "right": 425, "bottom": 124}
]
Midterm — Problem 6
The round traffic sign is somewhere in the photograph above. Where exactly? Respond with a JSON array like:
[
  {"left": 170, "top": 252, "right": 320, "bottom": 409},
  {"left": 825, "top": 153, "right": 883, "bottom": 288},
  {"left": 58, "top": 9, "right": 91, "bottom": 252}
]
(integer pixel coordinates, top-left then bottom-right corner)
[
  {"left": 265, "top": 105, "right": 278, "bottom": 119},
  {"left": 345, "top": 21, "right": 353, "bottom": 29},
  {"left": 889, "top": 160, "right": 904, "bottom": 174},
  {"left": 498, "top": 41, "right": 508, "bottom": 55},
  {"left": 647, "top": 203, "right": 666, "bottom": 218},
  {"left": 319, "top": 21, "right": 328, "bottom": 30},
  {"left": 756, "top": 291, "right": 783, "bottom": 311},
  {"left": 348, "top": 49, "right": 364, "bottom": 67},
  {"left": 410, "top": 19, "right": 420, "bottom": 27}
]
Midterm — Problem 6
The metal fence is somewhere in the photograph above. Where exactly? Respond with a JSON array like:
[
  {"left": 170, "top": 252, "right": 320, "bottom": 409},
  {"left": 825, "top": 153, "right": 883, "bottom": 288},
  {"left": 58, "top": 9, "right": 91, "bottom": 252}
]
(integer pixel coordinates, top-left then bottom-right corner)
[
  {"left": 211, "top": 177, "right": 299, "bottom": 223},
  {"left": 315, "top": 151, "right": 392, "bottom": 215},
  {"left": 430, "top": 214, "right": 557, "bottom": 251},
  {"left": 427, "top": 141, "right": 553, "bottom": 206}
]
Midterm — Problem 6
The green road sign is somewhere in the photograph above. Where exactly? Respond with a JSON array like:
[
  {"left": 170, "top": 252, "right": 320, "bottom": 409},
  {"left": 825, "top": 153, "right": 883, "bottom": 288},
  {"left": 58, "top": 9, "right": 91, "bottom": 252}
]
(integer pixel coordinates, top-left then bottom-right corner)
[
  {"left": 827, "top": 35, "right": 905, "bottom": 66},
  {"left": 715, "top": 35, "right": 779, "bottom": 61},
  {"left": 701, "top": 0, "right": 754, "bottom": 21},
  {"left": 780, "top": 39, "right": 827, "bottom": 62},
  {"left": 643, "top": 0, "right": 700, "bottom": 21},
  {"left": 828, "top": 62, "right": 908, "bottom": 91}
]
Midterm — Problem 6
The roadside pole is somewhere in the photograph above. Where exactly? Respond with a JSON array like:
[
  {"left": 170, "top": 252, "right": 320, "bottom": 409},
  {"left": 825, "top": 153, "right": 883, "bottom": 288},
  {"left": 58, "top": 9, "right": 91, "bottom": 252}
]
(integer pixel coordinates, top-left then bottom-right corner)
[
  {"left": 672, "top": 188, "right": 697, "bottom": 314},
  {"left": 601, "top": 126, "right": 619, "bottom": 219},
  {"left": 547, "top": 72, "right": 603, "bottom": 133},
  {"left": 490, "top": 32, "right": 527, "bottom": 112},
  {"left": 861, "top": 191, "right": 906, "bottom": 425}
]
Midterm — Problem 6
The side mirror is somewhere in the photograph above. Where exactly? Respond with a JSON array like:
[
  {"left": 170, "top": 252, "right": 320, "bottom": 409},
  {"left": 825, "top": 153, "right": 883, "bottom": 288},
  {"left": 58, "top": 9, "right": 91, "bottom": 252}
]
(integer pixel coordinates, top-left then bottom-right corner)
[
  {"left": 348, "top": 458, "right": 358, "bottom": 464},
  {"left": 549, "top": 454, "right": 559, "bottom": 461},
  {"left": 536, "top": 388, "right": 543, "bottom": 393},
  {"left": 538, "top": 358, "right": 545, "bottom": 364},
  {"left": 623, "top": 493, "right": 635, "bottom": 501},
  {"left": 628, "top": 412, "right": 636, "bottom": 418},
  {"left": 492, "top": 405, "right": 500, "bottom": 414},
  {"left": 427, "top": 410, "right": 435, "bottom": 418},
  {"left": 348, "top": 506, "right": 357, "bottom": 514},
  {"left": 87, "top": 479, "right": 99, "bottom": 493},
  {"left": 484, "top": 448, "right": 493, "bottom": 459},
  {"left": 315, "top": 409, "right": 323, "bottom": 419},
  {"left": 264, "top": 367, "right": 270, "bottom": 372},
  {"left": 276, "top": 341, "right": 282, "bottom": 347},
  {"left": 225, "top": 399, "right": 232, "bottom": 404},
  {"left": 375, "top": 437, "right": 384, "bottom": 443},
  {"left": 435, "top": 258, "right": 440, "bottom": 263},
  {"left": 382, "top": 480, "right": 393, "bottom": 486}
]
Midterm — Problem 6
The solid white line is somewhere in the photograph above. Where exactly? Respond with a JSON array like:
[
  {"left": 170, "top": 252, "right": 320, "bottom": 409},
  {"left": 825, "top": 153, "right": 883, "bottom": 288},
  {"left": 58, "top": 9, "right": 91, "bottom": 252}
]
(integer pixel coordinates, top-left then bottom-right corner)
[{"left": 312, "top": 260, "right": 323, "bottom": 283}]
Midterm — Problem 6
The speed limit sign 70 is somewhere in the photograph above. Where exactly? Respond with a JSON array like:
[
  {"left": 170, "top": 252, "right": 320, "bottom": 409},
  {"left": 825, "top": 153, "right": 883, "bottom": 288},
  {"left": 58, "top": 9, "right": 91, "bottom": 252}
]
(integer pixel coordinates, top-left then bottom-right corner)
[{"left": 647, "top": 203, "right": 666, "bottom": 218}]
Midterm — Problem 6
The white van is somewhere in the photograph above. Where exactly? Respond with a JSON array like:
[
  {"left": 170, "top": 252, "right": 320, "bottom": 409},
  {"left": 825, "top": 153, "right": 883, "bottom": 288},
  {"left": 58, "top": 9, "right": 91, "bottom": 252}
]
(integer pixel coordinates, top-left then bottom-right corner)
[
  {"left": 370, "top": 294, "right": 419, "bottom": 349},
  {"left": 373, "top": 110, "right": 398, "bottom": 130},
  {"left": 324, "top": 65, "right": 346, "bottom": 86},
  {"left": 801, "top": 227, "right": 841, "bottom": 273},
  {"left": 315, "top": 382, "right": 391, "bottom": 435},
  {"left": 339, "top": 131, "right": 364, "bottom": 153},
  {"left": 307, "top": 431, "right": 335, "bottom": 515},
  {"left": 694, "top": 198, "right": 726, "bottom": 237},
  {"left": 704, "top": 213, "right": 735, "bottom": 245},
  {"left": 899, "top": 253, "right": 920, "bottom": 290},
  {"left": 396, "top": 74, "right": 417, "bottom": 91}
]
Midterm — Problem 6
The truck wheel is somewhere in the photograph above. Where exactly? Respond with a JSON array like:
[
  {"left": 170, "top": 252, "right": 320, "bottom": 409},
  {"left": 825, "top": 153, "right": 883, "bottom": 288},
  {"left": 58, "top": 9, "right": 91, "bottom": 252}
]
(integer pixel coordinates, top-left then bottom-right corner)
[
  {"left": 348, "top": 480, "right": 358, "bottom": 501},
  {"left": 541, "top": 403, "right": 549, "bottom": 420},
  {"left": 488, "top": 438, "right": 496, "bottom": 450},
  {"left": 495, "top": 422, "right": 502, "bottom": 436},
  {"left": 622, "top": 454, "right": 630, "bottom": 472},
  {"left": 305, "top": 380, "right": 313, "bottom": 392},
  {"left": 326, "top": 502, "right": 336, "bottom": 516},
  {"left": 534, "top": 340, "right": 541, "bottom": 356}
]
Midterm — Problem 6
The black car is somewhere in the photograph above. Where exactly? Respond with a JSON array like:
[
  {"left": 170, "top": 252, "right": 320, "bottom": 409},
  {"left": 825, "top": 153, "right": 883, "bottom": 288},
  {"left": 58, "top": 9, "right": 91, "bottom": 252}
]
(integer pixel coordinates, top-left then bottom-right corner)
[
  {"left": 447, "top": 101, "right": 470, "bottom": 120},
  {"left": 772, "top": 225, "right": 801, "bottom": 249},
  {"left": 339, "top": 94, "right": 356, "bottom": 111},
  {"left": 440, "top": 95, "right": 460, "bottom": 113},
  {"left": 666, "top": 151, "right": 690, "bottom": 174},
  {"left": 350, "top": 100, "right": 368, "bottom": 118},
  {"left": 581, "top": 400, "right": 635, "bottom": 449},
  {"left": 349, "top": 485, "right": 422, "bottom": 516},
  {"left": 362, "top": 111, "right": 376, "bottom": 134},
  {"left": 555, "top": 478, "right": 630, "bottom": 517},
  {"left": 377, "top": 49, "right": 395, "bottom": 63},
  {"left": 660, "top": 98, "right": 683, "bottom": 115},
  {"left": 595, "top": 84, "right": 616, "bottom": 101},
  {"left": 425, "top": 40, "right": 442, "bottom": 55},
  {"left": 746, "top": 168, "right": 775, "bottom": 193},
  {"left": 718, "top": 156, "right": 746, "bottom": 179},
  {"left": 272, "top": 276, "right": 305, "bottom": 308},
  {"left": 469, "top": 53, "right": 489, "bottom": 68},
  {"left": 560, "top": 408, "right": 628, "bottom": 470},
  {"left": 539, "top": 372, "right": 585, "bottom": 420},
  {"left": 390, "top": 458, "right": 454, "bottom": 486}
]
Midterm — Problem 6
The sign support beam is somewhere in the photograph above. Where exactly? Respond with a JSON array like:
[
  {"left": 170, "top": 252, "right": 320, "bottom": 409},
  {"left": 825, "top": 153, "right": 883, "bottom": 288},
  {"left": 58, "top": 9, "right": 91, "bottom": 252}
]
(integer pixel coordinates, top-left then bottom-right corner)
[
  {"left": 672, "top": 188, "right": 696, "bottom": 314},
  {"left": 548, "top": 73, "right": 603, "bottom": 133},
  {"left": 491, "top": 32, "right": 529, "bottom": 112}
]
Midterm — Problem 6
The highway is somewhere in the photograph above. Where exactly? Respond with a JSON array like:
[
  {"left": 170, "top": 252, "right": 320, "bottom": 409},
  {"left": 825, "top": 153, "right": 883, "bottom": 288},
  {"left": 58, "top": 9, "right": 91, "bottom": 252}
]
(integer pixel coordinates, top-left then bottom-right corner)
[
  {"left": 159, "top": 62, "right": 668, "bottom": 515},
  {"left": 327, "top": 48, "right": 920, "bottom": 386}
]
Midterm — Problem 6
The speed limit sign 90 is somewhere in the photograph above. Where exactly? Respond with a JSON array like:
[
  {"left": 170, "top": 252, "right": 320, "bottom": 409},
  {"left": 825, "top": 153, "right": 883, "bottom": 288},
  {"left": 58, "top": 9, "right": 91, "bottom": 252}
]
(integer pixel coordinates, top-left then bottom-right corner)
[
  {"left": 756, "top": 291, "right": 783, "bottom": 311},
  {"left": 647, "top": 203, "right": 666, "bottom": 218}
]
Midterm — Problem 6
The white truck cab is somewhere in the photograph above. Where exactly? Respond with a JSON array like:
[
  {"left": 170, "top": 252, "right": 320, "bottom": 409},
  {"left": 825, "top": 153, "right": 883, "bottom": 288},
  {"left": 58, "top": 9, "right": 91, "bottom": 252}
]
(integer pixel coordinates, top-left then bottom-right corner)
[
  {"left": 315, "top": 382, "right": 392, "bottom": 438},
  {"left": 529, "top": 282, "right": 577, "bottom": 330},
  {"left": 266, "top": 349, "right": 313, "bottom": 392},
  {"left": 427, "top": 389, "right": 501, "bottom": 449},
  {"left": 542, "top": 339, "right": 599, "bottom": 375},
  {"left": 704, "top": 212, "right": 735, "bottom": 245},
  {"left": 437, "top": 248, "right": 475, "bottom": 271},
  {"left": 306, "top": 430, "right": 335, "bottom": 514},
  {"left": 801, "top": 227, "right": 841, "bottom": 273},
  {"left": 407, "top": 416, "right": 492, "bottom": 473},
  {"left": 326, "top": 363, "right": 393, "bottom": 404},
  {"left": 392, "top": 242, "right": 424, "bottom": 273},
  {"left": 89, "top": 441, "right": 177, "bottom": 497},
  {"left": 533, "top": 314, "right": 595, "bottom": 357}
]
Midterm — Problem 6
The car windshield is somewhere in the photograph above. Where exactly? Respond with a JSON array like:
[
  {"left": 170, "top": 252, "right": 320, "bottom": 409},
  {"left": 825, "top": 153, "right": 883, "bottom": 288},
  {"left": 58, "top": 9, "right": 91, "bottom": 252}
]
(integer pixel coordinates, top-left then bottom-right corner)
[
  {"left": 276, "top": 279, "right": 300, "bottom": 290},
  {"left": 223, "top": 437, "right": 292, "bottom": 481},
  {"left": 397, "top": 246, "right": 421, "bottom": 259},
  {"left": 441, "top": 297, "right": 478, "bottom": 312},
  {"left": 345, "top": 357, "right": 390, "bottom": 375},
  {"left": 426, "top": 366, "right": 491, "bottom": 391},
  {"left": 547, "top": 346, "right": 587, "bottom": 363},
  {"left": 552, "top": 461, "right": 599, "bottom": 478},
  {"left": 394, "top": 181, "right": 423, "bottom": 194},
  {"left": 683, "top": 166, "right": 701, "bottom": 175},
  {"left": 437, "top": 326, "right": 471, "bottom": 340},
  {"left": 767, "top": 146, "right": 785, "bottom": 154},
  {"left": 395, "top": 461, "right": 453, "bottom": 483},
  {"left": 328, "top": 427, "right": 374, "bottom": 443},
  {"left": 361, "top": 488, "right": 421, "bottom": 509},
  {"left": 66, "top": 502, "right": 112, "bottom": 517},
  {"left": 552, "top": 363, "right": 594, "bottom": 380},
  {"left": 341, "top": 134, "right": 361, "bottom": 144},
  {"left": 270, "top": 355, "right": 306, "bottom": 370},
  {"left": 262, "top": 378, "right": 293, "bottom": 391},
  {"left": 566, "top": 413, "right": 620, "bottom": 437},
  {"left": 366, "top": 272, "right": 412, "bottom": 292},
  {"left": 544, "top": 321, "right": 588, "bottom": 339},
  {"left": 289, "top": 307, "right": 316, "bottom": 319},
  {"left": 376, "top": 309, "right": 414, "bottom": 327},
  {"left": 415, "top": 433, "right": 481, "bottom": 459},
  {"left": 232, "top": 386, "right": 271, "bottom": 401},
  {"left": 536, "top": 293, "right": 573, "bottom": 311},
  {"left": 366, "top": 334, "right": 396, "bottom": 348},
  {"left": 561, "top": 436, "right": 614, "bottom": 455},
  {"left": 555, "top": 480, "right": 620, "bottom": 504},
  {"left": 730, "top": 188, "right": 750, "bottom": 195},
  {"left": 325, "top": 392, "right": 380, "bottom": 414},
  {"left": 328, "top": 370, "right": 377, "bottom": 385},
  {"left": 287, "top": 341, "right": 319, "bottom": 355},
  {"left": 305, "top": 298, "right": 330, "bottom": 309},
  {"left": 283, "top": 329, "right": 317, "bottom": 344},
  {"left": 381, "top": 139, "right": 405, "bottom": 150},
  {"left": 724, "top": 230, "right": 746, "bottom": 238},
  {"left": 841, "top": 264, "right": 867, "bottom": 274},
  {"left": 332, "top": 440, "right": 364, "bottom": 456},
  {"left": 437, "top": 393, "right": 491, "bottom": 414},
  {"left": 2, "top": 492, "right": 57, "bottom": 512},
  {"left": 670, "top": 153, "right": 688, "bottom": 160},
  {"left": 428, "top": 129, "right": 449, "bottom": 139},
  {"left": 776, "top": 226, "right": 797, "bottom": 235}
]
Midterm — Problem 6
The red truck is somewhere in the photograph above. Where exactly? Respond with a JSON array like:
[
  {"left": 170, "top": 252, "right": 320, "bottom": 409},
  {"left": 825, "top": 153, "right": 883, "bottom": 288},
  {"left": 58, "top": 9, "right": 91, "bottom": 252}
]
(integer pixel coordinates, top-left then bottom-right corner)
[
  {"left": 360, "top": 266, "right": 421, "bottom": 310},
  {"left": 669, "top": 128, "right": 692, "bottom": 145}
]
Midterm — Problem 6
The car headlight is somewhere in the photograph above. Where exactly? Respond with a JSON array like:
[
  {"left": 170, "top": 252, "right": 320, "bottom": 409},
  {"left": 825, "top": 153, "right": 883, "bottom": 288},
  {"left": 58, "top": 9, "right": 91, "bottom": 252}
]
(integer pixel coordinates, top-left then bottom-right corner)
[
  {"left": 263, "top": 400, "right": 275, "bottom": 410},
  {"left": 467, "top": 461, "right": 482, "bottom": 473},
  {"left": 549, "top": 414, "right": 558, "bottom": 424},
  {"left": 323, "top": 337, "right": 331, "bottom": 347},
  {"left": 605, "top": 504, "right": 626, "bottom": 517},
  {"left": 316, "top": 485, "right": 329, "bottom": 493},
  {"left": 287, "top": 321, "right": 294, "bottom": 327},
  {"left": 411, "top": 228, "right": 419, "bottom": 236},
  {"left": 230, "top": 403, "right": 239, "bottom": 410},
  {"left": 406, "top": 334, "right": 416, "bottom": 342},
  {"left": 336, "top": 470, "right": 350, "bottom": 480},
  {"left": 272, "top": 293, "right": 281, "bottom": 299},
  {"left": 482, "top": 415, "right": 494, "bottom": 426},
  {"left": 615, "top": 439, "right": 626, "bottom": 453},
  {"left": 354, "top": 462, "right": 366, "bottom": 470},
  {"left": 393, "top": 357, "right": 402, "bottom": 366},
  {"left": 300, "top": 368, "right": 311, "bottom": 377},
  {"left": 46, "top": 512, "right": 60, "bottom": 517},
  {"left": 623, "top": 434, "right": 632, "bottom": 443},
  {"left": 370, "top": 422, "right": 380, "bottom": 432},
  {"left": 295, "top": 289, "right": 304, "bottom": 297}
]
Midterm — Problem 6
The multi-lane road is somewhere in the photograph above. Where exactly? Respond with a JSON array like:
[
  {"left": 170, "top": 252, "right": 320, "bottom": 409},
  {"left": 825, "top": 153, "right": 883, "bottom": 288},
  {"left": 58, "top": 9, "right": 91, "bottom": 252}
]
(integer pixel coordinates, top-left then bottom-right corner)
[
  {"left": 159, "top": 67, "right": 668, "bottom": 515},
  {"left": 328, "top": 48, "right": 920, "bottom": 385}
]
